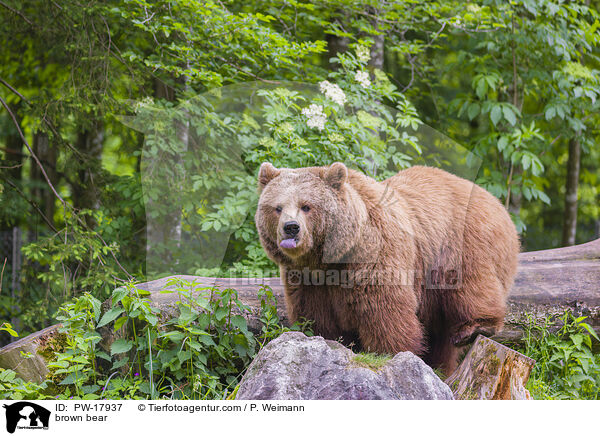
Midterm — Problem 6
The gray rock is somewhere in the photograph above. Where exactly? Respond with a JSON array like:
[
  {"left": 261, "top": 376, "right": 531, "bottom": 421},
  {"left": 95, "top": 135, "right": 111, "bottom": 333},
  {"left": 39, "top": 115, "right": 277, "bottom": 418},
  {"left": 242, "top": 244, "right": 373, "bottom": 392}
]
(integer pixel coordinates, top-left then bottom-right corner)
[{"left": 236, "top": 332, "right": 453, "bottom": 400}]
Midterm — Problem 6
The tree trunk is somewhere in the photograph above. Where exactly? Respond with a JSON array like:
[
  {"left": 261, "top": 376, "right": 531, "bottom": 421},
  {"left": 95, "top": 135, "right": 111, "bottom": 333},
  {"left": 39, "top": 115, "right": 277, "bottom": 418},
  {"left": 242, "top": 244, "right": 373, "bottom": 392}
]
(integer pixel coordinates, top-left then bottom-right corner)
[
  {"left": 369, "top": 9, "right": 385, "bottom": 70},
  {"left": 144, "top": 77, "right": 188, "bottom": 275},
  {"left": 2, "top": 109, "right": 23, "bottom": 187},
  {"left": 73, "top": 123, "right": 103, "bottom": 218},
  {"left": 562, "top": 136, "right": 581, "bottom": 246},
  {"left": 31, "top": 131, "right": 57, "bottom": 228},
  {"left": 445, "top": 335, "right": 535, "bottom": 399},
  {"left": 507, "top": 166, "right": 522, "bottom": 218},
  {"left": 326, "top": 33, "right": 349, "bottom": 66},
  {"left": 1, "top": 102, "right": 24, "bottom": 228}
]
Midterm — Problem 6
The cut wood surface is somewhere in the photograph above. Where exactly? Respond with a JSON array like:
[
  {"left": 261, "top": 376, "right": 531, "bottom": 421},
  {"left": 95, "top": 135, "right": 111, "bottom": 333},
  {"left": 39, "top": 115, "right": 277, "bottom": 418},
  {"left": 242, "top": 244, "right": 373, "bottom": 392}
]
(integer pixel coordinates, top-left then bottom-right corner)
[
  {"left": 137, "top": 238, "right": 600, "bottom": 340},
  {"left": 445, "top": 335, "right": 535, "bottom": 400},
  {"left": 0, "top": 324, "right": 62, "bottom": 383}
]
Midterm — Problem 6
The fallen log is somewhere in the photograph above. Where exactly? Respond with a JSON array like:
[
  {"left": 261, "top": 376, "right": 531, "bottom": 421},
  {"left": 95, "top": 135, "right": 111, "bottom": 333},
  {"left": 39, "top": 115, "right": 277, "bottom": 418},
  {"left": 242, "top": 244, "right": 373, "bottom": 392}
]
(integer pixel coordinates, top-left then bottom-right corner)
[
  {"left": 445, "top": 335, "right": 535, "bottom": 400},
  {"left": 0, "top": 324, "right": 63, "bottom": 384},
  {"left": 504, "top": 237, "right": 600, "bottom": 341},
  {"left": 137, "top": 238, "right": 600, "bottom": 341}
]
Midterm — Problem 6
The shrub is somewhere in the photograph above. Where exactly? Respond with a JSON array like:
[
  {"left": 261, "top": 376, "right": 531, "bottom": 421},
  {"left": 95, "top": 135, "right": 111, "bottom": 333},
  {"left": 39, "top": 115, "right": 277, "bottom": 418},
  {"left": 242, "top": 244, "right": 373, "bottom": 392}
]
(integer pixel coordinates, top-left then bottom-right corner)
[
  {"left": 0, "top": 278, "right": 311, "bottom": 400},
  {"left": 518, "top": 311, "right": 600, "bottom": 399}
]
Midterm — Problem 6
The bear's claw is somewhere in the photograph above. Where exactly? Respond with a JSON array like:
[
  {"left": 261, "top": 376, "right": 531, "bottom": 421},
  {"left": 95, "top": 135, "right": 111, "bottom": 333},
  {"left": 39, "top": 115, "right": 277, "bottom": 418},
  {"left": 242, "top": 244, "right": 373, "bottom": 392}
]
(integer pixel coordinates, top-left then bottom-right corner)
[{"left": 451, "top": 323, "right": 496, "bottom": 347}]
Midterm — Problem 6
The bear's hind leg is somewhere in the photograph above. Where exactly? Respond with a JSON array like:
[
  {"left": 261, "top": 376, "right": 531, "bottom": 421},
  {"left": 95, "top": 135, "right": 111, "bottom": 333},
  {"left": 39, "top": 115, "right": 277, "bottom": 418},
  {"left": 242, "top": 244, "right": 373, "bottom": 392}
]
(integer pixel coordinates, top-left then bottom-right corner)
[
  {"left": 448, "top": 273, "right": 507, "bottom": 347},
  {"left": 423, "top": 332, "right": 460, "bottom": 376},
  {"left": 450, "top": 318, "right": 503, "bottom": 347}
]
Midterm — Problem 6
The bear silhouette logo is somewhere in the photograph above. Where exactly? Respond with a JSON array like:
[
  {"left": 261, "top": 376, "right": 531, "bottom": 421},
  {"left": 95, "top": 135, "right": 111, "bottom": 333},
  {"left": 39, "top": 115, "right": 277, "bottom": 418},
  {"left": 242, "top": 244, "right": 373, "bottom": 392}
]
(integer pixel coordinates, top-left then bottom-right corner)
[{"left": 3, "top": 402, "right": 50, "bottom": 433}]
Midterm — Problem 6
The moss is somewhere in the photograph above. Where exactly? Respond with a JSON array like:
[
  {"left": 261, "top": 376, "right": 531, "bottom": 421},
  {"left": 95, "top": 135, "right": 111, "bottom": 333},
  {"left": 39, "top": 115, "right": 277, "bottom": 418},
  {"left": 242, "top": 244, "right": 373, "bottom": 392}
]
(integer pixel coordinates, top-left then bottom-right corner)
[
  {"left": 350, "top": 353, "right": 392, "bottom": 372},
  {"left": 36, "top": 331, "right": 68, "bottom": 396},
  {"left": 36, "top": 331, "right": 67, "bottom": 362}
]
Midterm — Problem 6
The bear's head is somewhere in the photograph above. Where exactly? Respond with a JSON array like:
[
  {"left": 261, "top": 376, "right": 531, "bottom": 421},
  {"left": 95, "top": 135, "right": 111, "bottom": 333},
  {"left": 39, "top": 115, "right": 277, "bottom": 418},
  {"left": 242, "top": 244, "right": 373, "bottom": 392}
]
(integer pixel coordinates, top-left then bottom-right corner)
[{"left": 255, "top": 162, "right": 373, "bottom": 266}]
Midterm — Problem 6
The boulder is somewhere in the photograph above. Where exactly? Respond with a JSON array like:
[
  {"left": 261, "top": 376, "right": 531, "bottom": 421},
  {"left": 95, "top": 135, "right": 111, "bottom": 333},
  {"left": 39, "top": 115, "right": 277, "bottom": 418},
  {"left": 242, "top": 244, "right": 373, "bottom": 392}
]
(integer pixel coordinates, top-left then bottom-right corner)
[{"left": 235, "top": 332, "right": 453, "bottom": 400}]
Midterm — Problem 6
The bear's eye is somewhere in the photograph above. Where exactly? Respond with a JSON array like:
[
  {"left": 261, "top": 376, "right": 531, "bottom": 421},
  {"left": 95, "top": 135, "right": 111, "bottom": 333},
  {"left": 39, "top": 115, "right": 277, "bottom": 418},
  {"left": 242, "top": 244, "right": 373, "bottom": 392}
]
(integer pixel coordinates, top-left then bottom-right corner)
[
  {"left": 275, "top": 206, "right": 282, "bottom": 214},
  {"left": 301, "top": 205, "right": 311, "bottom": 213}
]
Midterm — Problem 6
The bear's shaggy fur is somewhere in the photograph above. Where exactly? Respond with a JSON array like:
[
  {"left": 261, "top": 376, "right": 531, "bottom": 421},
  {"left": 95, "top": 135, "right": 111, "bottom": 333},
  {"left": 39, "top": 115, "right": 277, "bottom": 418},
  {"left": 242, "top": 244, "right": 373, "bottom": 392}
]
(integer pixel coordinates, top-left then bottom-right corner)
[{"left": 255, "top": 162, "right": 519, "bottom": 374}]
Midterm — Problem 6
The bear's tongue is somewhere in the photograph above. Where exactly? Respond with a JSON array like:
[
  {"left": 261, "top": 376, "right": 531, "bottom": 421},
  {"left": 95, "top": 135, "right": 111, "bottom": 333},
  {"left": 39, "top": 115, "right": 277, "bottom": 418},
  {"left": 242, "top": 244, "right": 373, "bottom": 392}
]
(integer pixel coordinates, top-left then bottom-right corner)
[{"left": 280, "top": 238, "right": 297, "bottom": 249}]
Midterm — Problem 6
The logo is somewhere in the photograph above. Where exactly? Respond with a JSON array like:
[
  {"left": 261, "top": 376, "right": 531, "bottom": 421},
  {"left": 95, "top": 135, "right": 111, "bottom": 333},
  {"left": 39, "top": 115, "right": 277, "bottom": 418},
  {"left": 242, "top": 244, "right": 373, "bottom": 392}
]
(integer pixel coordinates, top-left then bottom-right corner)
[{"left": 3, "top": 402, "right": 50, "bottom": 433}]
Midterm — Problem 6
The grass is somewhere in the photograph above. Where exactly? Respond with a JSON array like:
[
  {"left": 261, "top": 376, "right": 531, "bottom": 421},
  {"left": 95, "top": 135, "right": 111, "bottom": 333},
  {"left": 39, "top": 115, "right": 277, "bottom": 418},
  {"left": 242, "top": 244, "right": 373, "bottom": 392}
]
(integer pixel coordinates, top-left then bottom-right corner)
[{"left": 351, "top": 352, "right": 392, "bottom": 371}]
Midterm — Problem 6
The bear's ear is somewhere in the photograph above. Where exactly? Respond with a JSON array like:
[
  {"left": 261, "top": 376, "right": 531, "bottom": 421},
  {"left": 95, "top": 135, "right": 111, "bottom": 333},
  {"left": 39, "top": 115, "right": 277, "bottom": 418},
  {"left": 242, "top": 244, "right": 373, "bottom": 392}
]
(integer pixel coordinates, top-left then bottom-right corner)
[
  {"left": 258, "top": 162, "right": 280, "bottom": 191},
  {"left": 324, "top": 162, "right": 347, "bottom": 190}
]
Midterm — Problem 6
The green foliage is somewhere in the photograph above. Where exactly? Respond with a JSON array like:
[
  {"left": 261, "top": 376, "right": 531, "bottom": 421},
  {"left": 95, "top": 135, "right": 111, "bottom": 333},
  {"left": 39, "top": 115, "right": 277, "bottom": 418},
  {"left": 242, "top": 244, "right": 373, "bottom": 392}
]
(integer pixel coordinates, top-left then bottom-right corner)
[
  {"left": 256, "top": 285, "right": 313, "bottom": 348},
  {"left": 518, "top": 311, "right": 600, "bottom": 399},
  {"left": 21, "top": 279, "right": 311, "bottom": 400},
  {"left": 0, "top": 369, "right": 49, "bottom": 400},
  {"left": 135, "top": 48, "right": 426, "bottom": 278}
]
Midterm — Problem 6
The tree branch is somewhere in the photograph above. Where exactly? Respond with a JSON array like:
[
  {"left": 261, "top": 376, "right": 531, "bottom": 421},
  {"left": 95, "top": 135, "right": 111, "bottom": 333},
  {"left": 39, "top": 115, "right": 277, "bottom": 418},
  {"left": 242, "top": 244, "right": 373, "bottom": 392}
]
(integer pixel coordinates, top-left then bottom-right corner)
[
  {"left": 0, "top": 94, "right": 134, "bottom": 281},
  {"left": 0, "top": 1, "right": 33, "bottom": 26},
  {"left": 0, "top": 95, "right": 65, "bottom": 205},
  {"left": 0, "top": 177, "right": 58, "bottom": 233}
]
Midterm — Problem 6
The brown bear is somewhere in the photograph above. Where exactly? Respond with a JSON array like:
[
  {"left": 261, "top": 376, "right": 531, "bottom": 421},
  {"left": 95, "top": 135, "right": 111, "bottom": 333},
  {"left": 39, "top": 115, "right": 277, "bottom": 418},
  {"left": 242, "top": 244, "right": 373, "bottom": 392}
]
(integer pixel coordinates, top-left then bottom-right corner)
[{"left": 255, "top": 162, "right": 519, "bottom": 374}]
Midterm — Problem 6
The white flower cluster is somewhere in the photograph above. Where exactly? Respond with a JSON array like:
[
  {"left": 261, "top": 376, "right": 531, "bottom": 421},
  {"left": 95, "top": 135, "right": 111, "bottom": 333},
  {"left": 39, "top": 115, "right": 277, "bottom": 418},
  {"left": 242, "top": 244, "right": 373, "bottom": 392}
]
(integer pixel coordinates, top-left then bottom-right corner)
[
  {"left": 356, "top": 45, "right": 371, "bottom": 63},
  {"left": 354, "top": 70, "right": 371, "bottom": 88},
  {"left": 134, "top": 96, "right": 154, "bottom": 113},
  {"left": 319, "top": 80, "right": 347, "bottom": 106},
  {"left": 301, "top": 104, "right": 327, "bottom": 131}
]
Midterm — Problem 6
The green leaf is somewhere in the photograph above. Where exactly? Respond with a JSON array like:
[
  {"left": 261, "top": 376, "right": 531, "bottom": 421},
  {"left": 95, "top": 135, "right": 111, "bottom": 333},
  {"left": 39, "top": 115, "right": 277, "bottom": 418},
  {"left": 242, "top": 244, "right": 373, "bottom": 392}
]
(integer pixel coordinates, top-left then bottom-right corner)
[
  {"left": 467, "top": 103, "right": 480, "bottom": 120},
  {"left": 580, "top": 323, "right": 600, "bottom": 342},
  {"left": 490, "top": 105, "right": 502, "bottom": 126},
  {"left": 497, "top": 136, "right": 509, "bottom": 152},
  {"left": 177, "top": 350, "right": 192, "bottom": 363},
  {"left": 112, "top": 287, "right": 129, "bottom": 305},
  {"left": 538, "top": 191, "right": 551, "bottom": 205},
  {"left": 162, "top": 331, "right": 185, "bottom": 342},
  {"left": 110, "top": 339, "right": 133, "bottom": 355},
  {"left": 89, "top": 296, "right": 102, "bottom": 323},
  {"left": 476, "top": 79, "right": 487, "bottom": 100},
  {"left": 111, "top": 357, "right": 129, "bottom": 370},
  {"left": 522, "top": 154, "right": 531, "bottom": 171},
  {"left": 145, "top": 313, "right": 158, "bottom": 326},
  {"left": 502, "top": 106, "right": 517, "bottom": 126},
  {"left": 177, "top": 305, "right": 195, "bottom": 326},
  {"left": 97, "top": 307, "right": 125, "bottom": 328},
  {"left": 215, "top": 306, "right": 228, "bottom": 321},
  {"left": 198, "top": 335, "right": 217, "bottom": 347},
  {"left": 96, "top": 351, "right": 111, "bottom": 362},
  {"left": 113, "top": 316, "right": 128, "bottom": 331},
  {"left": 230, "top": 315, "right": 248, "bottom": 332}
]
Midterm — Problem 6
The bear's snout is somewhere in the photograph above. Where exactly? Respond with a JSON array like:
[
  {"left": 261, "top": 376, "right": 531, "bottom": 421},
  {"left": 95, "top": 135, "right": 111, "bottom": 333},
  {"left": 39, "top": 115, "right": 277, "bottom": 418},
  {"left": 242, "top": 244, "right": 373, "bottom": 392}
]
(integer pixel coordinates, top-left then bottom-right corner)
[{"left": 283, "top": 220, "right": 300, "bottom": 237}]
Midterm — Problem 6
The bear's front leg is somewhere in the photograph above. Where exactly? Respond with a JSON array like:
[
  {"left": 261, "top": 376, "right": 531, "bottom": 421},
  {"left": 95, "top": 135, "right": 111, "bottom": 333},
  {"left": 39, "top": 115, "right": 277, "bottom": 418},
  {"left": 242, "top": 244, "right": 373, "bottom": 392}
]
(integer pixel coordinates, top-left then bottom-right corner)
[{"left": 356, "top": 287, "right": 425, "bottom": 356}]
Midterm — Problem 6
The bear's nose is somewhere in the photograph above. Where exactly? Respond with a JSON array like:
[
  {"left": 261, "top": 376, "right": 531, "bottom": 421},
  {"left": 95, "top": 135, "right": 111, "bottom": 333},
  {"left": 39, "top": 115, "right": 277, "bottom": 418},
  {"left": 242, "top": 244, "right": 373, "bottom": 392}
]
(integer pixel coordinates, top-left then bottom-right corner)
[{"left": 283, "top": 221, "right": 300, "bottom": 236}]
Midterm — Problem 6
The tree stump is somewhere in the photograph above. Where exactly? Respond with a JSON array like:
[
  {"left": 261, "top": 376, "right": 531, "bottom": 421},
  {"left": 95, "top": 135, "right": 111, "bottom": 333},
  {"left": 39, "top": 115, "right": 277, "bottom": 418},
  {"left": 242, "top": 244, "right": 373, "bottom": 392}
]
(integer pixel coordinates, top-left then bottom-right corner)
[
  {"left": 0, "top": 324, "right": 63, "bottom": 384},
  {"left": 445, "top": 335, "right": 535, "bottom": 400}
]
